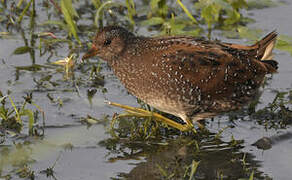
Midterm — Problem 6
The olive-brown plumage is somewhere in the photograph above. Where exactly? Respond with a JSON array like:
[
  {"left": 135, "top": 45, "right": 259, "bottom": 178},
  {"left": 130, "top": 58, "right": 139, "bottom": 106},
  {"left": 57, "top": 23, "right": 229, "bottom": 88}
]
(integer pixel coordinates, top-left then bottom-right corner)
[{"left": 83, "top": 26, "right": 278, "bottom": 124}]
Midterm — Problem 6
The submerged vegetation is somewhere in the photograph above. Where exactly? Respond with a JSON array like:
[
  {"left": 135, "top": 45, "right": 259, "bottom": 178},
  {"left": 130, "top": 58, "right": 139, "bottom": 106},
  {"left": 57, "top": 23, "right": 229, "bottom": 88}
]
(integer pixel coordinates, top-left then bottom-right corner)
[
  {"left": 0, "top": 91, "right": 44, "bottom": 136},
  {"left": 0, "top": 0, "right": 292, "bottom": 179}
]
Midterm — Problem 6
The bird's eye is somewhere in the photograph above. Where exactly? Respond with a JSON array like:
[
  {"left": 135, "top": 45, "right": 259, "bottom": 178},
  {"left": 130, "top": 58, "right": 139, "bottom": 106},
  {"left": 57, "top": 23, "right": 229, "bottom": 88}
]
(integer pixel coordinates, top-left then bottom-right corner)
[{"left": 104, "top": 39, "right": 112, "bottom": 46}]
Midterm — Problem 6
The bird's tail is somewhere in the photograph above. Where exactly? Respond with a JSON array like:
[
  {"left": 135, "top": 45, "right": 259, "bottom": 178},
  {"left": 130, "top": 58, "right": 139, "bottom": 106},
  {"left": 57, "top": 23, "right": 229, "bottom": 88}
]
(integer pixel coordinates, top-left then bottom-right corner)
[
  {"left": 253, "top": 30, "right": 277, "bottom": 60},
  {"left": 221, "top": 31, "right": 278, "bottom": 72},
  {"left": 252, "top": 31, "right": 278, "bottom": 72}
]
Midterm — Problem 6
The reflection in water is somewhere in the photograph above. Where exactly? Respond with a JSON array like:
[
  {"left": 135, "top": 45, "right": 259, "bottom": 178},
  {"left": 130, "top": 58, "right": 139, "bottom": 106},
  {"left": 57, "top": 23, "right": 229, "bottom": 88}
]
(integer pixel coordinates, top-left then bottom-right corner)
[
  {"left": 100, "top": 133, "right": 271, "bottom": 180},
  {"left": 0, "top": 142, "right": 35, "bottom": 179}
]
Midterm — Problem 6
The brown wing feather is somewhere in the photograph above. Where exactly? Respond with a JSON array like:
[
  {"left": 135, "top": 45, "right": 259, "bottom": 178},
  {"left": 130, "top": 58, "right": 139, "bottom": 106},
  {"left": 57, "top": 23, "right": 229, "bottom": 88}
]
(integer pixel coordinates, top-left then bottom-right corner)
[{"left": 156, "top": 44, "right": 266, "bottom": 91}]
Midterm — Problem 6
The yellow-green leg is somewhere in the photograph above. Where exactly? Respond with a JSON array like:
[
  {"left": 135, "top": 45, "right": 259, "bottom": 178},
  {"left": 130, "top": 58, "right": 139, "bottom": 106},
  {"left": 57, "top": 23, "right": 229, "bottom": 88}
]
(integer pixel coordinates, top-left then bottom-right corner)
[{"left": 106, "top": 101, "right": 196, "bottom": 132}]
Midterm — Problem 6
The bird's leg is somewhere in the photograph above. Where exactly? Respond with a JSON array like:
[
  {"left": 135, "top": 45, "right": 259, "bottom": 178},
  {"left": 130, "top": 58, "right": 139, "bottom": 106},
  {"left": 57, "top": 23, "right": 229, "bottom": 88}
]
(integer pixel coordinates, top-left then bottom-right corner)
[
  {"left": 196, "top": 121, "right": 205, "bottom": 130},
  {"left": 191, "top": 116, "right": 208, "bottom": 130},
  {"left": 106, "top": 101, "right": 195, "bottom": 132}
]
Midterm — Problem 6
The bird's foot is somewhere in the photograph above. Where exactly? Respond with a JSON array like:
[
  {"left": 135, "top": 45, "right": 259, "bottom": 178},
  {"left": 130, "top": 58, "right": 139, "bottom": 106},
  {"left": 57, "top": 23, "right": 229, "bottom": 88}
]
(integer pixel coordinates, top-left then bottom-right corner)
[{"left": 106, "top": 101, "right": 195, "bottom": 132}]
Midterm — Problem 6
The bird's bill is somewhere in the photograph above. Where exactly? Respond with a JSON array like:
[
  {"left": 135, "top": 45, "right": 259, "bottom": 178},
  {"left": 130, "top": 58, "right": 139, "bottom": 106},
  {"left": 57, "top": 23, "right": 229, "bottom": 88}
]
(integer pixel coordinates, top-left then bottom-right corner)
[{"left": 82, "top": 44, "right": 98, "bottom": 60}]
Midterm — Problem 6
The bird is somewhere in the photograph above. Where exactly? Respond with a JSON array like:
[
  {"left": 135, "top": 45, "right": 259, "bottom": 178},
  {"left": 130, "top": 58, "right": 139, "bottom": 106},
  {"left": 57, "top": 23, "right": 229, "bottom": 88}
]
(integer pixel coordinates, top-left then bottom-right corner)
[{"left": 82, "top": 26, "right": 278, "bottom": 131}]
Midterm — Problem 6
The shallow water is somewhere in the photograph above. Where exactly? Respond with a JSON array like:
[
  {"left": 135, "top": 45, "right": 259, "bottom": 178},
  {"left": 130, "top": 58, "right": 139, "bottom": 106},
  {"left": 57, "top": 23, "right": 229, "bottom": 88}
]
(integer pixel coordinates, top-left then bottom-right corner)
[{"left": 1, "top": 1, "right": 292, "bottom": 180}]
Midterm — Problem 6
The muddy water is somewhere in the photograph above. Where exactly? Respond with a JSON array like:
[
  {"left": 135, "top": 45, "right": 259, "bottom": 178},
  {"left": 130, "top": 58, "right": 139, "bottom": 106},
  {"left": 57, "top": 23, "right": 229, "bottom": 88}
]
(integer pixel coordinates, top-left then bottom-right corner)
[{"left": 1, "top": 1, "right": 292, "bottom": 180}]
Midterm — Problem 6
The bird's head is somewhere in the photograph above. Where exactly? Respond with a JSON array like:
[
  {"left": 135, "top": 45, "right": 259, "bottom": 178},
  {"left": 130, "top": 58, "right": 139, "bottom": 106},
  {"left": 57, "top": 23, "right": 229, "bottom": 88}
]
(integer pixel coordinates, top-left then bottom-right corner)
[{"left": 82, "top": 26, "right": 134, "bottom": 62}]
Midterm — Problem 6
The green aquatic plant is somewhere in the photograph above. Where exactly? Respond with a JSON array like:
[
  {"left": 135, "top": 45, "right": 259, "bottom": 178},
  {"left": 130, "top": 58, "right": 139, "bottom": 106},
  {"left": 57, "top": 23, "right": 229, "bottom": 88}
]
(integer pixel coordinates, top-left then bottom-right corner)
[
  {"left": 194, "top": 0, "right": 247, "bottom": 30},
  {"left": 149, "top": 0, "right": 168, "bottom": 19},
  {"left": 177, "top": 0, "right": 198, "bottom": 24},
  {"left": 91, "top": 0, "right": 101, "bottom": 9},
  {"left": 40, "top": 153, "right": 61, "bottom": 179},
  {"left": 17, "top": 0, "right": 34, "bottom": 24},
  {"left": 52, "top": 54, "right": 76, "bottom": 79},
  {"left": 0, "top": 92, "right": 44, "bottom": 136},
  {"left": 60, "top": 0, "right": 81, "bottom": 45},
  {"left": 141, "top": 0, "right": 251, "bottom": 36},
  {"left": 276, "top": 35, "right": 292, "bottom": 56},
  {"left": 250, "top": 90, "right": 292, "bottom": 129},
  {"left": 187, "top": 160, "right": 200, "bottom": 180},
  {"left": 246, "top": 0, "right": 280, "bottom": 10},
  {"left": 94, "top": 1, "right": 124, "bottom": 28},
  {"left": 142, "top": 0, "right": 201, "bottom": 35},
  {"left": 125, "top": 0, "right": 136, "bottom": 28}
]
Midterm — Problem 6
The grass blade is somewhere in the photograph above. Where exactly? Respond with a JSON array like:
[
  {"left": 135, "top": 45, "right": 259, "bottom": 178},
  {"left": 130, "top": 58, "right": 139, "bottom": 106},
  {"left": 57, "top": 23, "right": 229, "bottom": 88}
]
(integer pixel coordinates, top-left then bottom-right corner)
[
  {"left": 177, "top": 0, "right": 198, "bottom": 24},
  {"left": 94, "top": 1, "right": 123, "bottom": 28},
  {"left": 21, "top": 109, "right": 34, "bottom": 135},
  {"left": 17, "top": 0, "right": 33, "bottom": 24},
  {"left": 125, "top": 0, "right": 136, "bottom": 27},
  {"left": 8, "top": 96, "right": 22, "bottom": 125},
  {"left": 60, "top": 0, "right": 81, "bottom": 44},
  {"left": 91, "top": 0, "right": 101, "bottom": 8},
  {"left": 189, "top": 160, "right": 200, "bottom": 180},
  {"left": 0, "top": 96, "right": 7, "bottom": 103},
  {"left": 249, "top": 170, "right": 254, "bottom": 180}
]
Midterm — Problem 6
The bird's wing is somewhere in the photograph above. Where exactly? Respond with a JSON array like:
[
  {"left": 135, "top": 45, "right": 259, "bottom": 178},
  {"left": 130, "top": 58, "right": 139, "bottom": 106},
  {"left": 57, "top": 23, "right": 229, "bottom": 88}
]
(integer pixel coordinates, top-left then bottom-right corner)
[{"left": 154, "top": 44, "right": 267, "bottom": 97}]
